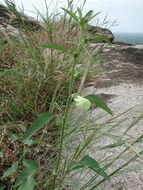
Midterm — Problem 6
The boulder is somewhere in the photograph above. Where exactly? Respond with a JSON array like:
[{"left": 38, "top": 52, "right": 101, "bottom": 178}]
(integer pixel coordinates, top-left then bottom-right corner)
[
  {"left": 0, "top": 4, "right": 42, "bottom": 37},
  {"left": 0, "top": 3, "right": 114, "bottom": 43},
  {"left": 86, "top": 24, "right": 114, "bottom": 42}
]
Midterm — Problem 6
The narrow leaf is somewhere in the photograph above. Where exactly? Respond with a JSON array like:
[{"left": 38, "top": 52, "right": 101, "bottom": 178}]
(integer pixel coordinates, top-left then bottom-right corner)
[
  {"left": 0, "top": 184, "right": 6, "bottom": 190},
  {"left": 88, "top": 11, "right": 101, "bottom": 21},
  {"left": 84, "top": 10, "right": 93, "bottom": 20},
  {"left": 2, "top": 162, "right": 18, "bottom": 179},
  {"left": 11, "top": 134, "right": 21, "bottom": 143},
  {"left": 77, "top": 7, "right": 82, "bottom": 21},
  {"left": 70, "top": 163, "right": 84, "bottom": 171},
  {"left": 0, "top": 149, "right": 3, "bottom": 158},
  {"left": 62, "top": 8, "right": 79, "bottom": 22},
  {"left": 14, "top": 160, "right": 38, "bottom": 188},
  {"left": 23, "top": 160, "right": 39, "bottom": 172},
  {"left": 20, "top": 125, "right": 27, "bottom": 133},
  {"left": 80, "top": 155, "right": 109, "bottom": 179},
  {"left": 85, "top": 94, "right": 113, "bottom": 115},
  {"left": 90, "top": 36, "right": 109, "bottom": 43},
  {"left": 19, "top": 177, "right": 35, "bottom": 190},
  {"left": 40, "top": 43, "right": 67, "bottom": 52},
  {"left": 23, "top": 112, "right": 53, "bottom": 142},
  {"left": 14, "top": 170, "right": 31, "bottom": 188}
]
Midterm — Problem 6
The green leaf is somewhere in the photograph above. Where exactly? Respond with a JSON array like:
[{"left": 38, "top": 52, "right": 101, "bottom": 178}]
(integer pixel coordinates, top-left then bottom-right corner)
[
  {"left": 77, "top": 7, "right": 82, "bottom": 21},
  {"left": 19, "top": 125, "right": 27, "bottom": 133},
  {"left": 40, "top": 43, "right": 67, "bottom": 52},
  {"left": 85, "top": 94, "right": 113, "bottom": 115},
  {"left": 0, "top": 149, "right": 3, "bottom": 158},
  {"left": 62, "top": 8, "right": 79, "bottom": 22},
  {"left": 84, "top": 10, "right": 94, "bottom": 20},
  {"left": 70, "top": 162, "right": 84, "bottom": 171},
  {"left": 80, "top": 155, "right": 109, "bottom": 180},
  {"left": 19, "top": 177, "right": 35, "bottom": 190},
  {"left": 25, "top": 139, "right": 33, "bottom": 146},
  {"left": 80, "top": 10, "right": 94, "bottom": 27},
  {"left": 89, "top": 11, "right": 101, "bottom": 21},
  {"left": 11, "top": 134, "right": 21, "bottom": 143},
  {"left": 23, "top": 112, "right": 53, "bottom": 142},
  {"left": 14, "top": 160, "right": 38, "bottom": 189},
  {"left": 2, "top": 162, "right": 18, "bottom": 179},
  {"left": 23, "top": 160, "right": 39, "bottom": 172},
  {"left": 90, "top": 35, "right": 109, "bottom": 43},
  {"left": 32, "top": 137, "right": 41, "bottom": 145},
  {"left": 56, "top": 115, "right": 62, "bottom": 127},
  {"left": 0, "top": 184, "right": 6, "bottom": 190}
]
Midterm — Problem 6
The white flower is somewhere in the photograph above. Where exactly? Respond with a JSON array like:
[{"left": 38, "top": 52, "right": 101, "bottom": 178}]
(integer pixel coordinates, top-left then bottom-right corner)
[{"left": 74, "top": 95, "right": 91, "bottom": 110}]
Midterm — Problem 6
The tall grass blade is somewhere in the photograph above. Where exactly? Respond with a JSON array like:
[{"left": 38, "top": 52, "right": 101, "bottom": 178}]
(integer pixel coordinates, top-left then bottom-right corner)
[
  {"left": 40, "top": 43, "right": 67, "bottom": 52},
  {"left": 62, "top": 8, "right": 79, "bottom": 22}
]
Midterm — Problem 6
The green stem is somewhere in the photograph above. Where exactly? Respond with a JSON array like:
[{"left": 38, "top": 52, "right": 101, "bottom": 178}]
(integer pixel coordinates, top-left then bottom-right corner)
[{"left": 52, "top": 26, "right": 83, "bottom": 189}]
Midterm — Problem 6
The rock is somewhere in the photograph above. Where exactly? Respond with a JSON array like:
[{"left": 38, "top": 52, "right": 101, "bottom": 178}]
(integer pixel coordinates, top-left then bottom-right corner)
[
  {"left": 70, "top": 42, "right": 143, "bottom": 190},
  {"left": 0, "top": 4, "right": 42, "bottom": 37},
  {"left": 87, "top": 42, "right": 143, "bottom": 87},
  {"left": 0, "top": 3, "right": 114, "bottom": 44},
  {"left": 101, "top": 43, "right": 143, "bottom": 85},
  {"left": 85, "top": 24, "right": 114, "bottom": 42}
]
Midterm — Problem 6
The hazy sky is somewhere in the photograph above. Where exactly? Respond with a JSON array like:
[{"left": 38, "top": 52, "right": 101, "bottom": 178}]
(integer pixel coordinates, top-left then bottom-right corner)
[{"left": 0, "top": 0, "right": 143, "bottom": 33}]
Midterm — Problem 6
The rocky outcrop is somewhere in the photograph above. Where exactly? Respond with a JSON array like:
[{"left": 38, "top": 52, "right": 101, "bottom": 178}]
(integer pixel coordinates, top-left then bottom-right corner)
[
  {"left": 0, "top": 3, "right": 114, "bottom": 43},
  {"left": 87, "top": 43, "right": 143, "bottom": 88},
  {"left": 0, "top": 4, "right": 41, "bottom": 36},
  {"left": 75, "top": 43, "right": 143, "bottom": 190},
  {"left": 86, "top": 24, "right": 114, "bottom": 42}
]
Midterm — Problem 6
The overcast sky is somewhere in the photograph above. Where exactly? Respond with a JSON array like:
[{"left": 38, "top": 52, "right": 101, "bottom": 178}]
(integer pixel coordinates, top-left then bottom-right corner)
[{"left": 1, "top": 0, "right": 143, "bottom": 33}]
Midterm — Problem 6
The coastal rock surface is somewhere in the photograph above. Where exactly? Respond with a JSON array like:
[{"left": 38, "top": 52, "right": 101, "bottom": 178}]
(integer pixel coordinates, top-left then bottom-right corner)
[
  {"left": 78, "top": 43, "right": 143, "bottom": 190},
  {"left": 90, "top": 42, "right": 143, "bottom": 87},
  {"left": 0, "top": 4, "right": 114, "bottom": 43},
  {"left": 86, "top": 24, "right": 114, "bottom": 42},
  {"left": 0, "top": 4, "right": 41, "bottom": 36}
]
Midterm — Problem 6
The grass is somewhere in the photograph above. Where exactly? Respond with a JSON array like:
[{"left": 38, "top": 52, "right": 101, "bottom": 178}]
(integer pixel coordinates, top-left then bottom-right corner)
[{"left": 0, "top": 0, "right": 143, "bottom": 190}]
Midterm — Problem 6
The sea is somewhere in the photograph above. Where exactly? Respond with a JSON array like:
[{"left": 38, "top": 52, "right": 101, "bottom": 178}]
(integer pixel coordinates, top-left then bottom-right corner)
[{"left": 113, "top": 33, "right": 143, "bottom": 45}]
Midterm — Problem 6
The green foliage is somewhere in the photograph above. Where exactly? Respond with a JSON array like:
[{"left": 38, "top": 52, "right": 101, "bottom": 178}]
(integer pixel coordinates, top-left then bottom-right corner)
[
  {"left": 23, "top": 112, "right": 54, "bottom": 143},
  {"left": 62, "top": 8, "right": 79, "bottom": 22},
  {"left": 11, "top": 134, "right": 21, "bottom": 143},
  {"left": 0, "top": 184, "right": 6, "bottom": 190},
  {"left": 85, "top": 94, "right": 113, "bottom": 115},
  {"left": 70, "top": 155, "right": 109, "bottom": 180},
  {"left": 14, "top": 160, "right": 38, "bottom": 190},
  {"left": 40, "top": 43, "right": 67, "bottom": 52},
  {"left": 2, "top": 162, "right": 18, "bottom": 179},
  {"left": 79, "top": 155, "right": 109, "bottom": 180},
  {"left": 0, "top": 1, "right": 142, "bottom": 190},
  {"left": 0, "top": 149, "right": 3, "bottom": 158}
]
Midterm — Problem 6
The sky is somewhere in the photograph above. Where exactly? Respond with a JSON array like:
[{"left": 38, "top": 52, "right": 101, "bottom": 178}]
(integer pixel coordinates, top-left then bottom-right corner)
[{"left": 0, "top": 0, "right": 143, "bottom": 33}]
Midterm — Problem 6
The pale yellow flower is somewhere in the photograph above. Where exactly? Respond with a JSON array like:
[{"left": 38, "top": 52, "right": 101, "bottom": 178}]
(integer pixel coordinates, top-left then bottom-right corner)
[{"left": 74, "top": 95, "right": 91, "bottom": 110}]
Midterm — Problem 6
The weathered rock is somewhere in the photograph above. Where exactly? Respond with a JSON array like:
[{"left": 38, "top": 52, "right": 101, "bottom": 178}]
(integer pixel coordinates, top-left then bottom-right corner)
[
  {"left": 69, "top": 43, "right": 143, "bottom": 190},
  {"left": 87, "top": 43, "right": 143, "bottom": 88},
  {"left": 0, "top": 4, "right": 42, "bottom": 37},
  {"left": 86, "top": 24, "right": 114, "bottom": 42}
]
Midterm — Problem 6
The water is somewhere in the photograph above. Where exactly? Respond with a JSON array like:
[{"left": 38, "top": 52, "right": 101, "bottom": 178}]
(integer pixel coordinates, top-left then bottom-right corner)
[{"left": 113, "top": 33, "right": 143, "bottom": 45}]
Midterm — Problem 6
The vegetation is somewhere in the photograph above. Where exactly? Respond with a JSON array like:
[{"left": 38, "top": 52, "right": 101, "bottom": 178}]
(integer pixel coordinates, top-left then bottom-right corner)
[{"left": 0, "top": 1, "right": 143, "bottom": 190}]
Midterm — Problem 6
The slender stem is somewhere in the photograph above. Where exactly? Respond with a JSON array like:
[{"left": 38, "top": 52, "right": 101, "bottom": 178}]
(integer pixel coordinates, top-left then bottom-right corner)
[{"left": 52, "top": 26, "right": 83, "bottom": 189}]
